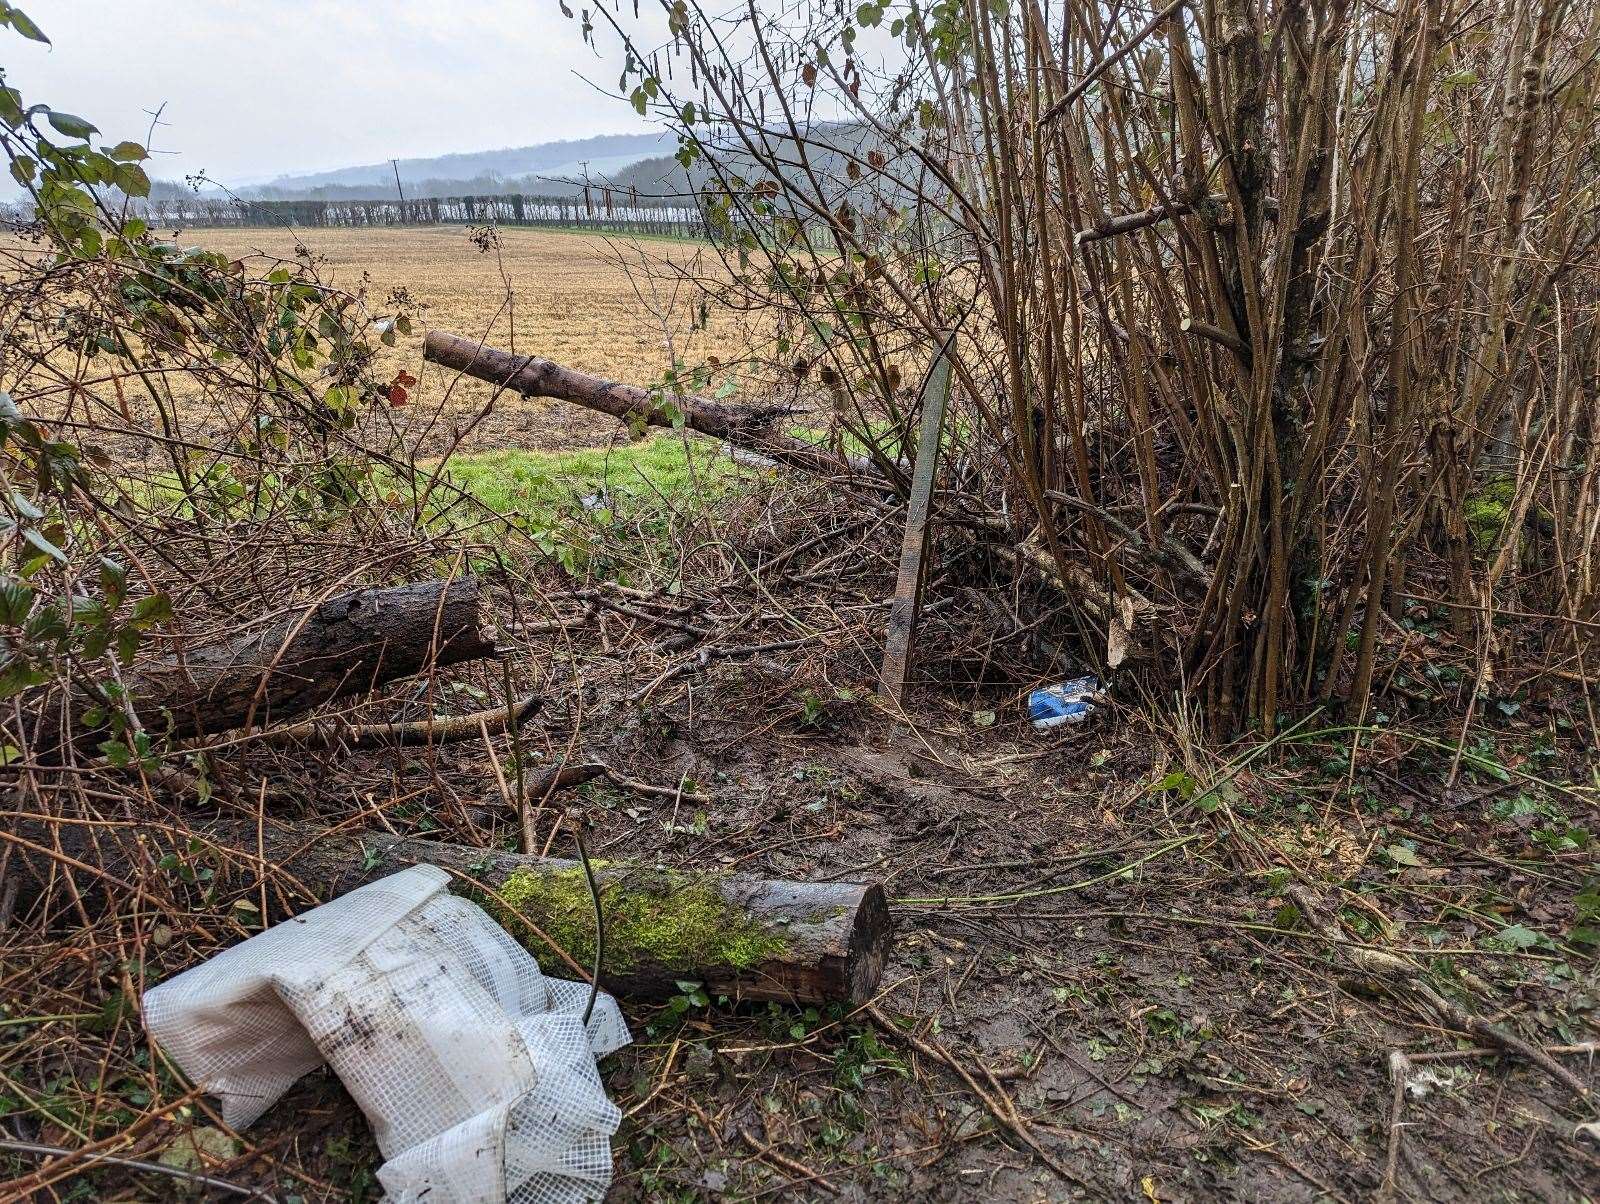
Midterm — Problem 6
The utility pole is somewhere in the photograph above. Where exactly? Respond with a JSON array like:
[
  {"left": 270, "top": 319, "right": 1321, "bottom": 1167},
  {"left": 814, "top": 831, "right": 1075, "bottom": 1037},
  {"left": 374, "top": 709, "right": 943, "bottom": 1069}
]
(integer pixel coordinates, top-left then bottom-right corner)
[{"left": 391, "top": 159, "right": 406, "bottom": 208}]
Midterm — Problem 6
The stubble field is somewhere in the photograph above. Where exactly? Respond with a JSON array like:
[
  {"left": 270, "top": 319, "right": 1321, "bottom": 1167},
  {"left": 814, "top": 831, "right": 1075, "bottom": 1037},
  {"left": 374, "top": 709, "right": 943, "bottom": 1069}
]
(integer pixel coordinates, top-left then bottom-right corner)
[{"left": 182, "top": 224, "right": 746, "bottom": 454}]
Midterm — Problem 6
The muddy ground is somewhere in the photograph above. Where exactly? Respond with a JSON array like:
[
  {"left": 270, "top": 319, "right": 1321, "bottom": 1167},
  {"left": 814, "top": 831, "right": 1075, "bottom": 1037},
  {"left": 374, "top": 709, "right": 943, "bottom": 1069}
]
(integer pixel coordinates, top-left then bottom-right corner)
[
  {"left": 6, "top": 458, "right": 1596, "bottom": 1204},
  {"left": 209, "top": 643, "right": 1598, "bottom": 1203}
]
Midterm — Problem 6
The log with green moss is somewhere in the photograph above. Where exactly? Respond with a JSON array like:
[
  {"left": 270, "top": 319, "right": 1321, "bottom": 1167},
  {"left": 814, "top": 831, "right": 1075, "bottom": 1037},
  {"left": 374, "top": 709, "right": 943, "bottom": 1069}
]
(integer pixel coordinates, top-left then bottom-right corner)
[{"left": 21, "top": 817, "right": 890, "bottom": 1006}]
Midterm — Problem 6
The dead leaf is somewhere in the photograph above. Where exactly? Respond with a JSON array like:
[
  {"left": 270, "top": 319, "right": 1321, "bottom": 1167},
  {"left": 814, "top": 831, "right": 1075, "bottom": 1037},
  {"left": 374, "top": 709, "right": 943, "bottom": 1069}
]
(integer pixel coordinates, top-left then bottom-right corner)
[
  {"left": 1107, "top": 614, "right": 1130, "bottom": 669},
  {"left": 1106, "top": 593, "right": 1136, "bottom": 669}
]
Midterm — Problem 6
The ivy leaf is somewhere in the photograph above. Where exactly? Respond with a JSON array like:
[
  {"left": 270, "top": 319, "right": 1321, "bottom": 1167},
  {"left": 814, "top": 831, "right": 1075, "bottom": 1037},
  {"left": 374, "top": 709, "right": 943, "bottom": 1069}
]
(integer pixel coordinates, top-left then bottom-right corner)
[
  {"left": 44, "top": 110, "right": 98, "bottom": 141},
  {"left": 0, "top": 661, "right": 48, "bottom": 700},
  {"left": 1575, "top": 882, "right": 1600, "bottom": 923},
  {"left": 1159, "top": 770, "right": 1196, "bottom": 800}
]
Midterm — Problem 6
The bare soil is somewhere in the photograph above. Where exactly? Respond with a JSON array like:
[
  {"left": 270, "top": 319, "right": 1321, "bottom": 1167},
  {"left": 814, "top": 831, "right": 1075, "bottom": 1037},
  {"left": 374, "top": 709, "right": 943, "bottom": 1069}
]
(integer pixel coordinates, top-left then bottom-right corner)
[{"left": 174, "top": 561, "right": 1598, "bottom": 1203}]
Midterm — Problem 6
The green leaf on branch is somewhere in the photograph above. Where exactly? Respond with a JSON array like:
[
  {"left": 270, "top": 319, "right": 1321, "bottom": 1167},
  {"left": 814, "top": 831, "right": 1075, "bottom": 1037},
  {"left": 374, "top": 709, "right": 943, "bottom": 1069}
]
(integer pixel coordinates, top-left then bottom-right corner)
[
  {"left": 130, "top": 592, "right": 173, "bottom": 630},
  {"left": 113, "top": 162, "right": 150, "bottom": 198},
  {"left": 21, "top": 527, "right": 65, "bottom": 562},
  {"left": 0, "top": 580, "right": 35, "bottom": 624},
  {"left": 44, "top": 109, "right": 98, "bottom": 140},
  {"left": 9, "top": 491, "right": 43, "bottom": 519},
  {"left": 4, "top": 6, "right": 49, "bottom": 42},
  {"left": 98, "top": 557, "right": 128, "bottom": 606}
]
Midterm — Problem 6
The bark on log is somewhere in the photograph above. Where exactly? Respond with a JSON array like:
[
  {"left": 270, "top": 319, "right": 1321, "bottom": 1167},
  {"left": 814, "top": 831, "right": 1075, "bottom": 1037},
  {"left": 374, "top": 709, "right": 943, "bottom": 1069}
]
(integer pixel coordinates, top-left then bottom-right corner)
[
  {"left": 17, "top": 817, "right": 890, "bottom": 1006},
  {"left": 26, "top": 577, "right": 495, "bottom": 760},
  {"left": 425, "top": 330, "right": 862, "bottom": 477}
]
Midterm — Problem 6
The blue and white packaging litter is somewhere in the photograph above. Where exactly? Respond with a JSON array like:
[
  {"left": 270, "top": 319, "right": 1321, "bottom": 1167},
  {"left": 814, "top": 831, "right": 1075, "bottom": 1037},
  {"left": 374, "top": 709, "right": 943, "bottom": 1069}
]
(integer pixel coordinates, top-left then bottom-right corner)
[{"left": 1028, "top": 677, "right": 1102, "bottom": 728}]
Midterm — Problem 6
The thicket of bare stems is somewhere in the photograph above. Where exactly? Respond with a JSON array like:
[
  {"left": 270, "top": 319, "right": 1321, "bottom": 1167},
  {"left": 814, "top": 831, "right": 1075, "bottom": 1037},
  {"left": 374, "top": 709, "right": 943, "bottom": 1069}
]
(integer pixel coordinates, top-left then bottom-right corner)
[{"left": 597, "top": 0, "right": 1599, "bottom": 733}]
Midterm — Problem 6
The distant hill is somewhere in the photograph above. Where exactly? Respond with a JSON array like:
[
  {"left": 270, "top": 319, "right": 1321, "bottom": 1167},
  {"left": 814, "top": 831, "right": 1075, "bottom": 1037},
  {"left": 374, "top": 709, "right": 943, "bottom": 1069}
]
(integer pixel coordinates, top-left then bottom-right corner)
[
  {"left": 142, "top": 124, "right": 900, "bottom": 208},
  {"left": 233, "top": 132, "right": 673, "bottom": 200}
]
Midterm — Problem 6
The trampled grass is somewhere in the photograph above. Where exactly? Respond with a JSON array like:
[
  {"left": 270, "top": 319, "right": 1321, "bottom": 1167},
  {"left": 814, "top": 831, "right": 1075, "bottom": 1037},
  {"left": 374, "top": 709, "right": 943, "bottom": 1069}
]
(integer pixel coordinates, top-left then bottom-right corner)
[
  {"left": 432, "top": 435, "right": 732, "bottom": 521},
  {"left": 420, "top": 435, "right": 745, "bottom": 578}
]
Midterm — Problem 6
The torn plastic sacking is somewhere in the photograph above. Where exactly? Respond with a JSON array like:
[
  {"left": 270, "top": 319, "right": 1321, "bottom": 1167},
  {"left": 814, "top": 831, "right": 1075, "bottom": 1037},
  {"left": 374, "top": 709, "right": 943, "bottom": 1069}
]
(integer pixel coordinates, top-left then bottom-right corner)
[{"left": 143, "top": 864, "right": 631, "bottom": 1204}]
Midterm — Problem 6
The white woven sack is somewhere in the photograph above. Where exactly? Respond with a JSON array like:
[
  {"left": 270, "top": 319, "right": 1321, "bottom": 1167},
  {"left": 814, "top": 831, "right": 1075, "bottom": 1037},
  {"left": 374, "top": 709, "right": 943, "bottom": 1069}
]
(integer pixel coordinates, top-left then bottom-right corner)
[{"left": 143, "top": 864, "right": 631, "bottom": 1204}]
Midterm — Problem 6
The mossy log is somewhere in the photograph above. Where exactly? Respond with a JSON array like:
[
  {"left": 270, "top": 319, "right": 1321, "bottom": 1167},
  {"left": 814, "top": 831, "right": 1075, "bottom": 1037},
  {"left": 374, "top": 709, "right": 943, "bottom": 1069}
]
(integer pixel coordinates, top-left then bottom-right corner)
[
  {"left": 22, "top": 817, "right": 890, "bottom": 1006},
  {"left": 24, "top": 577, "right": 495, "bottom": 761}
]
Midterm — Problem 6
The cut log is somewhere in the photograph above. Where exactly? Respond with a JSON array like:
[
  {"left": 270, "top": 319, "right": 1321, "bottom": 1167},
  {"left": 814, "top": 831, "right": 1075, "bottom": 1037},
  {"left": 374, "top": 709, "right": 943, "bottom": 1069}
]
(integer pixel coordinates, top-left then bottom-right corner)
[
  {"left": 424, "top": 330, "right": 865, "bottom": 477},
  {"left": 25, "top": 577, "right": 495, "bottom": 761},
  {"left": 16, "top": 817, "right": 890, "bottom": 1006}
]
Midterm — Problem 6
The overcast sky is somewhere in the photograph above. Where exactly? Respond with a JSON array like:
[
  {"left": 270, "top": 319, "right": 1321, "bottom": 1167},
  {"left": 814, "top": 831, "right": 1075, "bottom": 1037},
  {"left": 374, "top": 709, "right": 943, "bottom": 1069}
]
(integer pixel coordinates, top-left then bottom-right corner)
[{"left": 5, "top": 1, "right": 657, "bottom": 187}]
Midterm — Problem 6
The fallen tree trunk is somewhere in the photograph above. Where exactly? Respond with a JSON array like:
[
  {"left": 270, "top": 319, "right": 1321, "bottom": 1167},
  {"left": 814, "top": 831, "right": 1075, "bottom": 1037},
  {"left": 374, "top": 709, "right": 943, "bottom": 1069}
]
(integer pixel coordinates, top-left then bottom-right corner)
[
  {"left": 16, "top": 817, "right": 890, "bottom": 1006},
  {"left": 425, "top": 336, "right": 1160, "bottom": 660},
  {"left": 26, "top": 577, "right": 496, "bottom": 760},
  {"left": 425, "top": 330, "right": 864, "bottom": 477}
]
